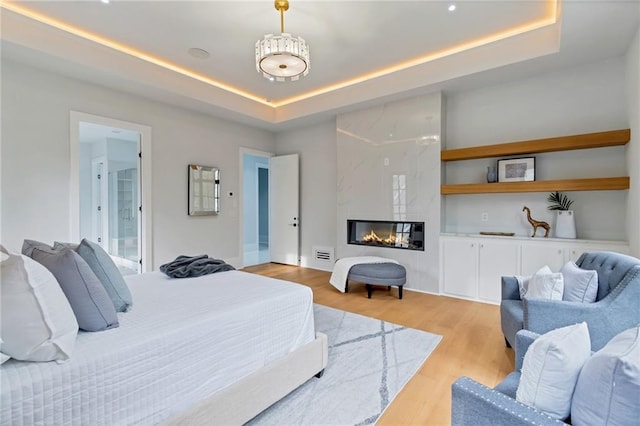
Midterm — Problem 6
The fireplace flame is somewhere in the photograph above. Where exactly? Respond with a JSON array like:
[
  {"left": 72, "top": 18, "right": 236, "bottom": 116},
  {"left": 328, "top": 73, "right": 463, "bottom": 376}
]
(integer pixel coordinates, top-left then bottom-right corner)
[{"left": 362, "top": 230, "right": 405, "bottom": 246}]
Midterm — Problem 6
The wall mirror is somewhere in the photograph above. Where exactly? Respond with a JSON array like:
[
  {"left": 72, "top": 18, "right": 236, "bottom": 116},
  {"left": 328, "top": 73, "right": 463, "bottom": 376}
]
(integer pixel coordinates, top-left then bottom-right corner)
[{"left": 188, "top": 164, "right": 220, "bottom": 215}]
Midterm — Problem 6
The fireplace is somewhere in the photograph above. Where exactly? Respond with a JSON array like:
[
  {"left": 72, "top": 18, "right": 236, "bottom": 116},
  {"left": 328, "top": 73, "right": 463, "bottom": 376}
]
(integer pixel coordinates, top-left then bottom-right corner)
[{"left": 347, "top": 220, "right": 424, "bottom": 251}]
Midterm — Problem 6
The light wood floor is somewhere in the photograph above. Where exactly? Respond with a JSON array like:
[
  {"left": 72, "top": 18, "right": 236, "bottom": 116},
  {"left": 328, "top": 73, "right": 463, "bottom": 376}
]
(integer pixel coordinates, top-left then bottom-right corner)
[{"left": 243, "top": 262, "right": 515, "bottom": 426}]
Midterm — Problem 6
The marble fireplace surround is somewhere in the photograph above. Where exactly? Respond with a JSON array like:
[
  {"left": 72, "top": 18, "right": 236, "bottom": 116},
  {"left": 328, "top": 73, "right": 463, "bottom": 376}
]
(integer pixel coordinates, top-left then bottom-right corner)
[{"left": 336, "top": 92, "right": 442, "bottom": 294}]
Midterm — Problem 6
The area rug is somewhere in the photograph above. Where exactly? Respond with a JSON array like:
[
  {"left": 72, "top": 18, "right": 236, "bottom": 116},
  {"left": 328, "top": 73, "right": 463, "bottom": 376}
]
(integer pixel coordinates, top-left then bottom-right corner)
[{"left": 248, "top": 304, "right": 442, "bottom": 425}]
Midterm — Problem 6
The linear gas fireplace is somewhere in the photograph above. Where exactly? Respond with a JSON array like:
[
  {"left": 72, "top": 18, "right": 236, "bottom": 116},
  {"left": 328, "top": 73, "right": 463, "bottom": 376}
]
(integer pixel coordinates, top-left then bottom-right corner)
[{"left": 347, "top": 220, "right": 424, "bottom": 251}]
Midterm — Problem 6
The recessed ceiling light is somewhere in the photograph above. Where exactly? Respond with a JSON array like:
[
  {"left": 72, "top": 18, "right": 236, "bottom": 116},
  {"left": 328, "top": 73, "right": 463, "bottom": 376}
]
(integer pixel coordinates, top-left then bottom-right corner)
[
  {"left": 187, "top": 48, "right": 210, "bottom": 59},
  {"left": 101, "top": 0, "right": 110, "bottom": 4},
  {"left": 448, "top": 4, "right": 456, "bottom": 12}
]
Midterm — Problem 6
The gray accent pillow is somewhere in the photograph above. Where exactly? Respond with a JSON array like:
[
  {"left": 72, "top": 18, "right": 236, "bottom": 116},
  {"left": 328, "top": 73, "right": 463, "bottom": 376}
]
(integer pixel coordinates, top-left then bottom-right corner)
[
  {"left": 53, "top": 241, "right": 78, "bottom": 250},
  {"left": 21, "top": 239, "right": 53, "bottom": 257},
  {"left": 30, "top": 246, "right": 119, "bottom": 332},
  {"left": 75, "top": 239, "right": 132, "bottom": 312}
]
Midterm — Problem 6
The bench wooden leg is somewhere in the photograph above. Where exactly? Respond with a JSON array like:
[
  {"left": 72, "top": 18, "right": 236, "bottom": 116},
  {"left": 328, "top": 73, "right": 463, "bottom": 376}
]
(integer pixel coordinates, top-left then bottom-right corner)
[
  {"left": 366, "top": 284, "right": 372, "bottom": 299},
  {"left": 345, "top": 281, "right": 349, "bottom": 293},
  {"left": 398, "top": 286, "right": 403, "bottom": 299}
]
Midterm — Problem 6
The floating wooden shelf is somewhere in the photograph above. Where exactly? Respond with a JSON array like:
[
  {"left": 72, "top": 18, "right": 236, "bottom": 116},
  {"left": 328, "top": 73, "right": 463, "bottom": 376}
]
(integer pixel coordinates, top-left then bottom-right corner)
[
  {"left": 441, "top": 129, "right": 630, "bottom": 161},
  {"left": 441, "top": 177, "right": 630, "bottom": 195}
]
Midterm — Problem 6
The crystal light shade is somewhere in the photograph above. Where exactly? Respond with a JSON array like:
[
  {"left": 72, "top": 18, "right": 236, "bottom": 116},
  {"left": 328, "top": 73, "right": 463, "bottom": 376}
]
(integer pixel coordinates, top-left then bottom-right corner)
[{"left": 256, "top": 33, "right": 310, "bottom": 82}]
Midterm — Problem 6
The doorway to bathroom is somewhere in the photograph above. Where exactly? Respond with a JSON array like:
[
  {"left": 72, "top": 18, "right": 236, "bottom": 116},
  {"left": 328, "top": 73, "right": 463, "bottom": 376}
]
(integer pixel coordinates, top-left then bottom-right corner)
[{"left": 70, "top": 111, "right": 153, "bottom": 274}]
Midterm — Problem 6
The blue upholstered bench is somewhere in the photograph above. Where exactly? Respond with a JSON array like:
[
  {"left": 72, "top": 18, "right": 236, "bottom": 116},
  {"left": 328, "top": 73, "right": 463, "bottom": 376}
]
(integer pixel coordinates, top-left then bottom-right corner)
[{"left": 346, "top": 263, "right": 406, "bottom": 299}]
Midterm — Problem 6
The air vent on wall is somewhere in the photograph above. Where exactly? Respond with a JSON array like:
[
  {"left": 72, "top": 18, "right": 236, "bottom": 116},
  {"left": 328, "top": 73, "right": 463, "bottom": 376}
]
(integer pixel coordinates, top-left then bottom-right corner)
[{"left": 313, "top": 246, "right": 334, "bottom": 263}]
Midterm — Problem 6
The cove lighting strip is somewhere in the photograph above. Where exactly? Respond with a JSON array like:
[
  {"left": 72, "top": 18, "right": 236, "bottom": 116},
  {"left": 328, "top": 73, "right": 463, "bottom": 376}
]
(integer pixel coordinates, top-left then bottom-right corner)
[{"left": 0, "top": 0, "right": 558, "bottom": 108}]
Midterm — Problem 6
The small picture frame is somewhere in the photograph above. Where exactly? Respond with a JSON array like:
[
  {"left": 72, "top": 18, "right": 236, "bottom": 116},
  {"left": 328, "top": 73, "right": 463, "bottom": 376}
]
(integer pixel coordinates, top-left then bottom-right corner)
[{"left": 497, "top": 157, "right": 535, "bottom": 182}]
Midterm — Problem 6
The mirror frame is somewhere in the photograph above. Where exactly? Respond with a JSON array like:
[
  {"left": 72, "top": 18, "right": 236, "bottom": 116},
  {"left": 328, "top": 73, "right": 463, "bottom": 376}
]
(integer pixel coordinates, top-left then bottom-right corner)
[{"left": 188, "top": 164, "right": 220, "bottom": 215}]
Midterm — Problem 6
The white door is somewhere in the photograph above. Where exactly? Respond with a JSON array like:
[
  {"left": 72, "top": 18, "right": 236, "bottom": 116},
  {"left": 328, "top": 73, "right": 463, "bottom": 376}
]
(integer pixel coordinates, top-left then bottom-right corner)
[{"left": 270, "top": 154, "right": 299, "bottom": 266}]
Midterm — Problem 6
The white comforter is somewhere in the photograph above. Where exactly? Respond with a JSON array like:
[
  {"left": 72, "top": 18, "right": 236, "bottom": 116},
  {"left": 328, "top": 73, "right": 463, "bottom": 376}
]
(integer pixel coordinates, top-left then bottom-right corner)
[{"left": 1, "top": 270, "right": 315, "bottom": 425}]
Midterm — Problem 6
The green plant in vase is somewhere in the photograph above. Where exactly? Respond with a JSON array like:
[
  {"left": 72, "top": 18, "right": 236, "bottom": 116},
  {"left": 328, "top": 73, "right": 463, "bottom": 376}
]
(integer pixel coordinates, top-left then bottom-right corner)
[
  {"left": 546, "top": 191, "right": 574, "bottom": 211},
  {"left": 547, "top": 191, "right": 576, "bottom": 238}
]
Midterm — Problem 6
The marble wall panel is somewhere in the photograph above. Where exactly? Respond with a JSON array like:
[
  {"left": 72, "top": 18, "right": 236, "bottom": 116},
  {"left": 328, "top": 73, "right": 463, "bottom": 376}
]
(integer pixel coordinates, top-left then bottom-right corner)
[{"left": 337, "top": 93, "right": 442, "bottom": 293}]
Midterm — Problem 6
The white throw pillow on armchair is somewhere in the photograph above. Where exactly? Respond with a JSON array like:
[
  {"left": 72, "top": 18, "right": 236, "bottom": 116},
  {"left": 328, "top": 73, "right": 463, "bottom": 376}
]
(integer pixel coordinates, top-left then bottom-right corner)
[
  {"left": 516, "top": 322, "right": 591, "bottom": 420},
  {"left": 525, "top": 265, "right": 564, "bottom": 300}
]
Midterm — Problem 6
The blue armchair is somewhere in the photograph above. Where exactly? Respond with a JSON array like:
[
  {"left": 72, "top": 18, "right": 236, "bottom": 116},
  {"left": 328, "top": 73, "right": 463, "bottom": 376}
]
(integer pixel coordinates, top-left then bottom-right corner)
[
  {"left": 452, "top": 330, "right": 567, "bottom": 426},
  {"left": 500, "top": 251, "right": 640, "bottom": 350}
]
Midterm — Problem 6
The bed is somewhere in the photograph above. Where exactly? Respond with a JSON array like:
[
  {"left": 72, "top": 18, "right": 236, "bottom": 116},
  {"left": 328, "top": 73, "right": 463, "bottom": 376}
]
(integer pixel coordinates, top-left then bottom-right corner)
[{"left": 1, "top": 270, "right": 328, "bottom": 425}]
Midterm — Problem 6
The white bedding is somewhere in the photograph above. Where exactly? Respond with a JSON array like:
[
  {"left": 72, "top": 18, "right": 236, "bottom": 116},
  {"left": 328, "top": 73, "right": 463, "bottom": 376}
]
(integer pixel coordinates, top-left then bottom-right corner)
[{"left": 1, "top": 270, "right": 315, "bottom": 425}]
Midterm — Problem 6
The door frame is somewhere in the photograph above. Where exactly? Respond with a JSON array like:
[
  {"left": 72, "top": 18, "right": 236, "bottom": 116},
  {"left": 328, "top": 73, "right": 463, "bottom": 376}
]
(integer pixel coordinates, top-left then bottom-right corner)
[
  {"left": 90, "top": 157, "right": 108, "bottom": 250},
  {"left": 239, "top": 147, "right": 274, "bottom": 268},
  {"left": 69, "top": 111, "right": 153, "bottom": 272}
]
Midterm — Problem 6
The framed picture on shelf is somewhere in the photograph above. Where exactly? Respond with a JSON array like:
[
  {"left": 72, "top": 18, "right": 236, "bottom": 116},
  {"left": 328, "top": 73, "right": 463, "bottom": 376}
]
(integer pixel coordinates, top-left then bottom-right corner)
[{"left": 497, "top": 157, "right": 535, "bottom": 182}]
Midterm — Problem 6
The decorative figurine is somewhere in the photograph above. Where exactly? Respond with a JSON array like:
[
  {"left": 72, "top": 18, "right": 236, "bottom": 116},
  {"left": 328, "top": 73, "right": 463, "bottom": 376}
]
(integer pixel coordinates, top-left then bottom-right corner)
[{"left": 522, "top": 206, "right": 550, "bottom": 238}]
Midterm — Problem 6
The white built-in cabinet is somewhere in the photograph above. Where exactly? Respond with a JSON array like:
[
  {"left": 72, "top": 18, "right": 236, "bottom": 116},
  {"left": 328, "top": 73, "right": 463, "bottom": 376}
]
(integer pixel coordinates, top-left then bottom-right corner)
[{"left": 440, "top": 234, "right": 629, "bottom": 304}]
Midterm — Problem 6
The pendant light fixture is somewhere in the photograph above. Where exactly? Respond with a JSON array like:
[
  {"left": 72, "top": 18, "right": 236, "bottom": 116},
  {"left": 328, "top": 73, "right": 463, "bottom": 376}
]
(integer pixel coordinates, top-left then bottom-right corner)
[{"left": 255, "top": 0, "right": 310, "bottom": 82}]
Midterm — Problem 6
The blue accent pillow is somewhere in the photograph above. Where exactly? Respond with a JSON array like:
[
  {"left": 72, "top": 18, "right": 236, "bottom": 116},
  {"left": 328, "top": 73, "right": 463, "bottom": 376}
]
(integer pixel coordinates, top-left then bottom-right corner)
[
  {"left": 74, "top": 239, "right": 133, "bottom": 312},
  {"left": 572, "top": 326, "right": 640, "bottom": 426},
  {"left": 560, "top": 261, "right": 598, "bottom": 303},
  {"left": 30, "top": 246, "right": 119, "bottom": 332}
]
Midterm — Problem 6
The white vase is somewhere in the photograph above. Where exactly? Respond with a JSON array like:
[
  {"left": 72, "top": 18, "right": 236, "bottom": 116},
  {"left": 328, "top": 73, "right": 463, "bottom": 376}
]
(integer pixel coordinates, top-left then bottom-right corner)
[{"left": 555, "top": 210, "right": 576, "bottom": 238}]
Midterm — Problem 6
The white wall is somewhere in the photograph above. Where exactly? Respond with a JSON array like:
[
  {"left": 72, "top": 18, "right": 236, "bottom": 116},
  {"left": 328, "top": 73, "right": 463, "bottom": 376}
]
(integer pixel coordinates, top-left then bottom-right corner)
[
  {"left": 0, "top": 59, "right": 276, "bottom": 267},
  {"left": 626, "top": 24, "right": 640, "bottom": 257},
  {"left": 444, "top": 57, "right": 629, "bottom": 241},
  {"left": 276, "top": 120, "right": 337, "bottom": 271}
]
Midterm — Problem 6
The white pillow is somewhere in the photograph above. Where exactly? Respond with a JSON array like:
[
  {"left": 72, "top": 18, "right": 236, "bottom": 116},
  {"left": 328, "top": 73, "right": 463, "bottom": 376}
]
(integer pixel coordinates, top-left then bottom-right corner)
[
  {"left": 571, "top": 326, "right": 640, "bottom": 426},
  {"left": 560, "top": 261, "right": 598, "bottom": 303},
  {"left": 525, "top": 265, "right": 564, "bottom": 300},
  {"left": 515, "top": 275, "right": 531, "bottom": 299},
  {"left": 516, "top": 322, "right": 591, "bottom": 419},
  {"left": 0, "top": 250, "right": 78, "bottom": 362}
]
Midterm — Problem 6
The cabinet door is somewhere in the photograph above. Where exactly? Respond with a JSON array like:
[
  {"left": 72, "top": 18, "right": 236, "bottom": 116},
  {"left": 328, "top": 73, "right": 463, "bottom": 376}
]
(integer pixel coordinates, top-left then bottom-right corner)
[
  {"left": 442, "top": 238, "right": 478, "bottom": 299},
  {"left": 566, "top": 243, "right": 629, "bottom": 262},
  {"left": 521, "top": 243, "right": 565, "bottom": 275},
  {"left": 478, "top": 240, "right": 519, "bottom": 304}
]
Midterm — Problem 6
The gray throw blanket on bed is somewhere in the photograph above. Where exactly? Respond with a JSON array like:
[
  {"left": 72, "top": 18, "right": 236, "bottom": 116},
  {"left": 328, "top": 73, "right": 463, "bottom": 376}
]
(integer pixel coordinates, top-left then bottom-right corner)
[{"left": 159, "top": 254, "right": 235, "bottom": 278}]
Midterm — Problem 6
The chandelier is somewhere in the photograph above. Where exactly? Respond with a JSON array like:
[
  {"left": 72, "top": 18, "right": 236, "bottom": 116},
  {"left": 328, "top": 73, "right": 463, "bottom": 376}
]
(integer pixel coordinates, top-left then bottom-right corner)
[{"left": 255, "top": 0, "right": 310, "bottom": 82}]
